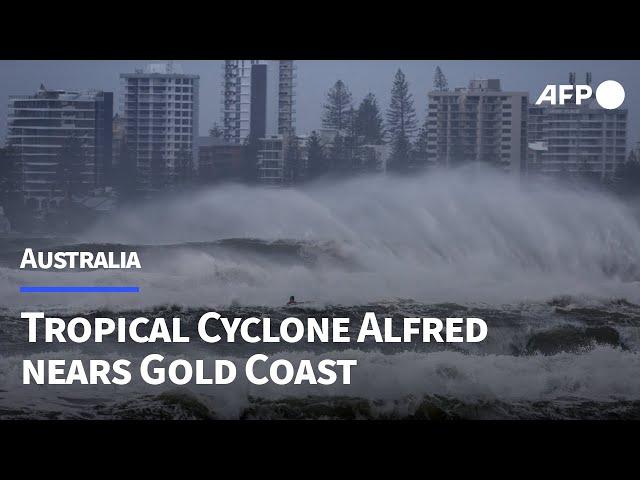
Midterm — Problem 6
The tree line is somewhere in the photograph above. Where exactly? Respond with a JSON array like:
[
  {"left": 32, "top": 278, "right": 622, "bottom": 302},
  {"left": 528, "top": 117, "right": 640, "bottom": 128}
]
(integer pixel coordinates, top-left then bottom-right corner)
[
  {"left": 297, "top": 66, "right": 450, "bottom": 180},
  {"left": 4, "top": 63, "right": 640, "bottom": 218},
  {"left": 214, "top": 66, "right": 451, "bottom": 185}
]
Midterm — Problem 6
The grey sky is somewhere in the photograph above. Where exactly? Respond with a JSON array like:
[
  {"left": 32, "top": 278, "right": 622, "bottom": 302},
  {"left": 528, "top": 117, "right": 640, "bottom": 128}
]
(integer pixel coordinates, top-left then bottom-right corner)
[{"left": 1, "top": 60, "right": 639, "bottom": 146}]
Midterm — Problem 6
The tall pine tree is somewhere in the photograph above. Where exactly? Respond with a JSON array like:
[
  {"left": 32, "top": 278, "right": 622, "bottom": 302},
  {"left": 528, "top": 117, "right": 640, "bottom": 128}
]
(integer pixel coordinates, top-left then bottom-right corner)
[
  {"left": 346, "top": 106, "right": 357, "bottom": 138},
  {"left": 328, "top": 133, "right": 347, "bottom": 173},
  {"left": 413, "top": 122, "right": 429, "bottom": 168},
  {"left": 433, "top": 66, "right": 448, "bottom": 92},
  {"left": 355, "top": 93, "right": 385, "bottom": 144},
  {"left": 386, "top": 69, "right": 417, "bottom": 173},
  {"left": 306, "top": 131, "right": 327, "bottom": 180},
  {"left": 322, "top": 80, "right": 353, "bottom": 131}
]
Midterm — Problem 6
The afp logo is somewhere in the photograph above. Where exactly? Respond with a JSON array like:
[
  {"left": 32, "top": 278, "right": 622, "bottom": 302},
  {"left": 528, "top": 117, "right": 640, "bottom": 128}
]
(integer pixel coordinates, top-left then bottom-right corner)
[{"left": 535, "top": 72, "right": 625, "bottom": 110}]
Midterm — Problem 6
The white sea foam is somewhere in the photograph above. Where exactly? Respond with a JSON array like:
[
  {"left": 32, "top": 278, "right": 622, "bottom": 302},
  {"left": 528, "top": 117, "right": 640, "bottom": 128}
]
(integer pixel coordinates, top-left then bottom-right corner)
[
  {"left": 3, "top": 167, "right": 640, "bottom": 311},
  {"left": 1, "top": 347, "right": 638, "bottom": 419}
]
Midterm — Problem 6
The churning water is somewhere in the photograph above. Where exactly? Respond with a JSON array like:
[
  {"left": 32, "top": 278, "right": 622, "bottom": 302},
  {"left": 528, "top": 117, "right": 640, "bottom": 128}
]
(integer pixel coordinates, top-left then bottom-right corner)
[{"left": 1, "top": 167, "right": 640, "bottom": 419}]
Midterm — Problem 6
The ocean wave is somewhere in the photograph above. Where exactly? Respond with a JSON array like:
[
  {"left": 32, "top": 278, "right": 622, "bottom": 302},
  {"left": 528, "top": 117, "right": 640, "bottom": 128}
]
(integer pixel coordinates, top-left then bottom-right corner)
[
  {"left": 1, "top": 346, "right": 640, "bottom": 419},
  {"left": 3, "top": 169, "right": 640, "bottom": 309},
  {"left": 2, "top": 298, "right": 640, "bottom": 355}
]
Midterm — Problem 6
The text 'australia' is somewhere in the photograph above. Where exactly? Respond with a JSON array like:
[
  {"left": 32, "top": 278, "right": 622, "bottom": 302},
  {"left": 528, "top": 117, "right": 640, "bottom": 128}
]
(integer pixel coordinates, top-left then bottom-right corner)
[{"left": 20, "top": 249, "right": 141, "bottom": 270}]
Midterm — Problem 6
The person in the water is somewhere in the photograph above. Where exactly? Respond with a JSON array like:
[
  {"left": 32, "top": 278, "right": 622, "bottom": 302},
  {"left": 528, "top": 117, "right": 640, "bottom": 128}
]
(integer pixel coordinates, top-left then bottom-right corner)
[{"left": 287, "top": 296, "right": 297, "bottom": 305}]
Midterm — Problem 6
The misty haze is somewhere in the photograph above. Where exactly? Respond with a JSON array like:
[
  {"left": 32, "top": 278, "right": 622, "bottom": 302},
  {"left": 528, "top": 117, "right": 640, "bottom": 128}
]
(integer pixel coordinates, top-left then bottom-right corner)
[{"left": 1, "top": 60, "right": 639, "bottom": 420}]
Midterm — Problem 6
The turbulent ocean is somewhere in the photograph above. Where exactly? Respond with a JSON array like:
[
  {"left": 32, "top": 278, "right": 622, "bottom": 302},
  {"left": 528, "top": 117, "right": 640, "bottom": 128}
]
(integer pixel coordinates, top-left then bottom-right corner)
[{"left": 2, "top": 168, "right": 640, "bottom": 420}]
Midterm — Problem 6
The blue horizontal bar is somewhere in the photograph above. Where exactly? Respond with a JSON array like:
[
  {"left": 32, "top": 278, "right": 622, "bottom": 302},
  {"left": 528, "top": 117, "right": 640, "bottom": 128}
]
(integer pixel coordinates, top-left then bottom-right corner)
[{"left": 20, "top": 286, "right": 140, "bottom": 293}]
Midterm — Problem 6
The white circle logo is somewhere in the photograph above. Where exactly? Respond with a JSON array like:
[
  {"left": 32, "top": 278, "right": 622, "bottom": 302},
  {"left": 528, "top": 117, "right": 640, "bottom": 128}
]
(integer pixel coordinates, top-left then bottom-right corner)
[{"left": 595, "top": 80, "right": 625, "bottom": 109}]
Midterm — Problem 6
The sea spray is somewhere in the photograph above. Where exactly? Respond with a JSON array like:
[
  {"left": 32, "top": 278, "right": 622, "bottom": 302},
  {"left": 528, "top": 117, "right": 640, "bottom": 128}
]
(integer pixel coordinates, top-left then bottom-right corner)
[{"left": 2, "top": 168, "right": 640, "bottom": 419}]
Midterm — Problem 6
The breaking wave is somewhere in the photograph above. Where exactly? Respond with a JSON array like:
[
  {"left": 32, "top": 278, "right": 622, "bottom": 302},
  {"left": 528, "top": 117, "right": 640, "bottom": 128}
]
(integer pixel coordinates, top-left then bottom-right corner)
[
  {"left": 3, "top": 168, "right": 640, "bottom": 419},
  {"left": 2, "top": 168, "right": 640, "bottom": 310},
  {"left": 1, "top": 346, "right": 639, "bottom": 420}
]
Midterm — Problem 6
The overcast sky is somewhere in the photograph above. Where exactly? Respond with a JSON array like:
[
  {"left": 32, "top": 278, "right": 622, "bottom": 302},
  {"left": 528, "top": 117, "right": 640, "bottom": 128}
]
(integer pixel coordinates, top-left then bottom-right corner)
[{"left": 1, "top": 60, "right": 639, "bottom": 146}]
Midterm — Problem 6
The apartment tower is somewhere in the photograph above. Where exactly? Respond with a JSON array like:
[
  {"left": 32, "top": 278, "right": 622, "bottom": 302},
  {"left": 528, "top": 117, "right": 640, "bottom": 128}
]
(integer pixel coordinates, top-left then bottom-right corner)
[
  {"left": 426, "top": 79, "right": 528, "bottom": 176},
  {"left": 6, "top": 86, "right": 113, "bottom": 208},
  {"left": 527, "top": 73, "right": 627, "bottom": 180},
  {"left": 120, "top": 63, "right": 199, "bottom": 193}
]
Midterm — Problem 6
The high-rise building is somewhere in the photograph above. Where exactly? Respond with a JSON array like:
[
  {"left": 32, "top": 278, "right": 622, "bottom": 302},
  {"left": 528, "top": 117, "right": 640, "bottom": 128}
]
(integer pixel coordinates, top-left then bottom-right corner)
[
  {"left": 426, "top": 79, "right": 528, "bottom": 176},
  {"left": 277, "top": 60, "right": 296, "bottom": 136},
  {"left": 221, "top": 60, "right": 266, "bottom": 144},
  {"left": 120, "top": 63, "right": 199, "bottom": 192},
  {"left": 6, "top": 86, "right": 113, "bottom": 209},
  {"left": 221, "top": 60, "right": 296, "bottom": 144},
  {"left": 527, "top": 74, "right": 627, "bottom": 180}
]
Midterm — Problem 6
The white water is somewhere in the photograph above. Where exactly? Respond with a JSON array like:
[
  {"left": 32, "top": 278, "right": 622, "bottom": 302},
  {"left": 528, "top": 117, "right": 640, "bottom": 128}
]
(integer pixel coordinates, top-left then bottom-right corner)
[
  {"left": 3, "top": 167, "right": 640, "bottom": 310},
  {"left": 3, "top": 169, "right": 640, "bottom": 418},
  {"left": 2, "top": 347, "right": 639, "bottom": 419}
]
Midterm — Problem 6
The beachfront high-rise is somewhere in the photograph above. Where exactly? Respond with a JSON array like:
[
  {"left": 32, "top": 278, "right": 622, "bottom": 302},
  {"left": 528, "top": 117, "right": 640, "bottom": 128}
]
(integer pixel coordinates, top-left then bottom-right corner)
[
  {"left": 527, "top": 74, "right": 627, "bottom": 180},
  {"left": 6, "top": 86, "right": 113, "bottom": 209},
  {"left": 426, "top": 79, "right": 528, "bottom": 176},
  {"left": 120, "top": 63, "right": 199, "bottom": 193}
]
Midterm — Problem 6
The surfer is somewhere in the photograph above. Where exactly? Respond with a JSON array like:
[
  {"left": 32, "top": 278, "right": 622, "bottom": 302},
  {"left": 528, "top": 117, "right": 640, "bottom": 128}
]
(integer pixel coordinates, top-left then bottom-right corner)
[{"left": 286, "top": 296, "right": 314, "bottom": 306}]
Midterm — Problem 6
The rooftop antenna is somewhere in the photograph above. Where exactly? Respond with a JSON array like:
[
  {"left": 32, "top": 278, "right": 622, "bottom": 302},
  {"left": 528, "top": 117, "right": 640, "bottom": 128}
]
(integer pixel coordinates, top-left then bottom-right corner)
[
  {"left": 569, "top": 72, "right": 576, "bottom": 85},
  {"left": 586, "top": 72, "right": 592, "bottom": 86}
]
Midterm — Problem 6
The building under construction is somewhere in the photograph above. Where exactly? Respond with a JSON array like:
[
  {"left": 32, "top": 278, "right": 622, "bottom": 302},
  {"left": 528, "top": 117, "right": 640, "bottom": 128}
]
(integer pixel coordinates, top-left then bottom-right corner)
[{"left": 221, "top": 60, "right": 296, "bottom": 144}]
